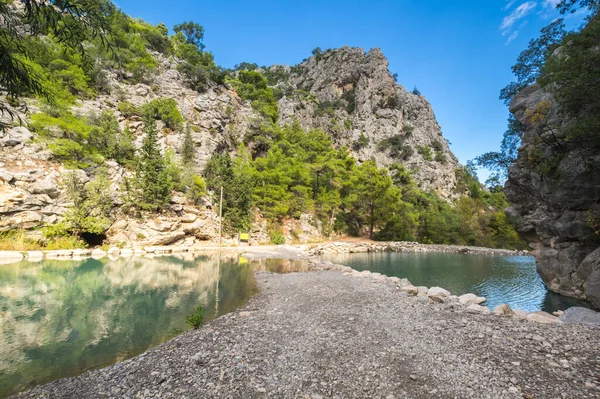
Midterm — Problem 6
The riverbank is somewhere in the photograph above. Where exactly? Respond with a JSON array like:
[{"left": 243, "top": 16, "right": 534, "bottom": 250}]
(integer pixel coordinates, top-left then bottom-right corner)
[
  {"left": 13, "top": 267, "right": 599, "bottom": 399},
  {"left": 0, "top": 241, "right": 529, "bottom": 264}
]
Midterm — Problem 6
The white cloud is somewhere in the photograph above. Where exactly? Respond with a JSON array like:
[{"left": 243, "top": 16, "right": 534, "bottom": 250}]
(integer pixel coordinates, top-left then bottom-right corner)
[
  {"left": 506, "top": 31, "right": 520, "bottom": 44},
  {"left": 504, "top": 0, "right": 517, "bottom": 10},
  {"left": 501, "top": 1, "right": 538, "bottom": 32},
  {"left": 543, "top": 0, "right": 561, "bottom": 8}
]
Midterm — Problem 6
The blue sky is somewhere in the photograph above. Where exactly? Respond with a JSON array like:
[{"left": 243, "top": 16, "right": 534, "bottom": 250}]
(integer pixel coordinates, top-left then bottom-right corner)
[{"left": 115, "top": 0, "right": 582, "bottom": 181}]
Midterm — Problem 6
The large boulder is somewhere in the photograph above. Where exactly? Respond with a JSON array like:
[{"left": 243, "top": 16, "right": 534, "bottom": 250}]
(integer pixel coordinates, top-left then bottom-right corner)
[
  {"left": 558, "top": 307, "right": 600, "bottom": 326},
  {"left": 2, "top": 126, "right": 33, "bottom": 146},
  {"left": 28, "top": 177, "right": 60, "bottom": 199}
]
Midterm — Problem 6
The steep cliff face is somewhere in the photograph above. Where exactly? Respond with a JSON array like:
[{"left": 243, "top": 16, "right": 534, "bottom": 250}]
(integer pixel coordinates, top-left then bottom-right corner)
[
  {"left": 505, "top": 84, "right": 600, "bottom": 308},
  {"left": 277, "top": 47, "right": 459, "bottom": 198},
  {"left": 0, "top": 47, "right": 460, "bottom": 245}
]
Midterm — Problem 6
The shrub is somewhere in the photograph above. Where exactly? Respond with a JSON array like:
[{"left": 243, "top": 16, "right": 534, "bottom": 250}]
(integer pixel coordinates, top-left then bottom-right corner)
[
  {"left": 141, "top": 98, "right": 184, "bottom": 130},
  {"left": 341, "top": 87, "right": 356, "bottom": 113},
  {"left": 186, "top": 306, "right": 204, "bottom": 329},
  {"left": 178, "top": 61, "right": 209, "bottom": 92},
  {"left": 88, "top": 111, "right": 135, "bottom": 165},
  {"left": 59, "top": 168, "right": 114, "bottom": 236},
  {"left": 352, "top": 133, "right": 370, "bottom": 150},
  {"left": 417, "top": 145, "right": 433, "bottom": 161},
  {"left": 117, "top": 101, "right": 140, "bottom": 117},
  {"left": 431, "top": 139, "right": 444, "bottom": 152},
  {"left": 184, "top": 174, "right": 206, "bottom": 203},
  {"left": 379, "top": 95, "right": 400, "bottom": 109},
  {"left": 377, "top": 135, "right": 413, "bottom": 160},
  {"left": 268, "top": 226, "right": 286, "bottom": 245}
]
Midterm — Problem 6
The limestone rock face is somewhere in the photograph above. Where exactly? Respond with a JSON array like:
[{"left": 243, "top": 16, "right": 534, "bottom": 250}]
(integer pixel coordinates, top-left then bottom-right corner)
[
  {"left": 505, "top": 84, "right": 600, "bottom": 308},
  {"left": 277, "top": 47, "right": 459, "bottom": 198},
  {"left": 0, "top": 47, "right": 462, "bottom": 245}
]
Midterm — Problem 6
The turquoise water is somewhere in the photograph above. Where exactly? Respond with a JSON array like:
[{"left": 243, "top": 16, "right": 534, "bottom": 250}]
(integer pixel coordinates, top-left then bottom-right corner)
[
  {"left": 0, "top": 253, "right": 308, "bottom": 398},
  {"left": 322, "top": 252, "right": 592, "bottom": 313}
]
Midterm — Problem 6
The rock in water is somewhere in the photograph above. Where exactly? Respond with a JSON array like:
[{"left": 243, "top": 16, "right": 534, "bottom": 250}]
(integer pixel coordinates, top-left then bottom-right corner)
[{"left": 558, "top": 307, "right": 600, "bottom": 326}]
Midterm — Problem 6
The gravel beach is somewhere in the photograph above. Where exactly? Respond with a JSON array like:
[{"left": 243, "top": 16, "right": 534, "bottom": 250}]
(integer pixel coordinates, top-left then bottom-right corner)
[{"left": 13, "top": 270, "right": 600, "bottom": 399}]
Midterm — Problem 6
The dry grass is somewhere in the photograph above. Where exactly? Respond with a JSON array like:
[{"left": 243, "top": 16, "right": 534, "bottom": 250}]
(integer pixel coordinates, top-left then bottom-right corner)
[{"left": 0, "top": 230, "right": 87, "bottom": 251}]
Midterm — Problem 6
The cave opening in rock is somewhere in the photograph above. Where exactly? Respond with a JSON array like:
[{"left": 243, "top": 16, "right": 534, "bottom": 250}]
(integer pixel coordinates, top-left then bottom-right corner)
[{"left": 80, "top": 232, "right": 107, "bottom": 247}]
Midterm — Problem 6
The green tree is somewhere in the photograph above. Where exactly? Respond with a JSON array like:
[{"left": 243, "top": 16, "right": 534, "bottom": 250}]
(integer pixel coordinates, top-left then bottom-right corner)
[
  {"left": 203, "top": 152, "right": 253, "bottom": 231},
  {"left": 499, "top": 19, "right": 566, "bottom": 105},
  {"left": 58, "top": 168, "right": 113, "bottom": 236},
  {"left": 181, "top": 128, "right": 196, "bottom": 165},
  {"left": 135, "top": 118, "right": 172, "bottom": 210},
  {"left": 173, "top": 21, "right": 205, "bottom": 50},
  {"left": 351, "top": 161, "right": 401, "bottom": 239},
  {"left": 0, "top": 0, "right": 112, "bottom": 120}
]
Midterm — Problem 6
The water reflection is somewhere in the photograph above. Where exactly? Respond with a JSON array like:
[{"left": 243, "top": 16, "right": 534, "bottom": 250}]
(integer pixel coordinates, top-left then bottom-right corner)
[
  {"left": 0, "top": 253, "right": 257, "bottom": 398},
  {"left": 323, "top": 252, "right": 593, "bottom": 313}
]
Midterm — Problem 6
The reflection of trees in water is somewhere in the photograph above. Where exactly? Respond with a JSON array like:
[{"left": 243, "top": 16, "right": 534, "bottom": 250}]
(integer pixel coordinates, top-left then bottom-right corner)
[{"left": 0, "top": 253, "right": 255, "bottom": 398}]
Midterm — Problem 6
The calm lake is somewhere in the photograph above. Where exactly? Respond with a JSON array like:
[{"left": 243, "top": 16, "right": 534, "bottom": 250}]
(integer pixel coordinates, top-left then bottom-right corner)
[
  {"left": 0, "top": 253, "right": 306, "bottom": 398},
  {"left": 323, "top": 251, "right": 592, "bottom": 313},
  {"left": 1, "top": 251, "right": 592, "bottom": 397}
]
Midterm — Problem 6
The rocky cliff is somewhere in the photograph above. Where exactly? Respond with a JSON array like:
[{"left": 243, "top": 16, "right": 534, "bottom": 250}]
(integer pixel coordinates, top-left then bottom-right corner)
[
  {"left": 277, "top": 47, "right": 458, "bottom": 197},
  {"left": 0, "top": 47, "right": 459, "bottom": 246},
  {"left": 505, "top": 84, "right": 600, "bottom": 308}
]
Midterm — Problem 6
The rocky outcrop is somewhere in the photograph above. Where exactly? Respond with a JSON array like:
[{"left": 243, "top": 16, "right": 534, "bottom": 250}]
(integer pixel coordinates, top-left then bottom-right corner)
[
  {"left": 276, "top": 47, "right": 459, "bottom": 198},
  {"left": 505, "top": 84, "right": 600, "bottom": 308},
  {"left": 0, "top": 46, "right": 461, "bottom": 245}
]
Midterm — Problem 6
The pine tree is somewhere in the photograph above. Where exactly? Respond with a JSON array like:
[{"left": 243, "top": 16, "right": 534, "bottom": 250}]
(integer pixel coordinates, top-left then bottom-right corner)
[
  {"left": 181, "top": 127, "right": 196, "bottom": 166},
  {"left": 136, "top": 118, "right": 172, "bottom": 210}
]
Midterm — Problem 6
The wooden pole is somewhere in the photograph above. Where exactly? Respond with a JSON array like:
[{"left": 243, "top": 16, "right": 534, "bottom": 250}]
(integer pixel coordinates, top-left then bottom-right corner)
[{"left": 218, "top": 186, "right": 223, "bottom": 247}]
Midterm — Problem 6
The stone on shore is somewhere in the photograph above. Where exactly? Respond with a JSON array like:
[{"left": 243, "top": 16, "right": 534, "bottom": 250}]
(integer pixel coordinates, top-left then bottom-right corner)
[
  {"left": 527, "top": 311, "right": 561, "bottom": 324},
  {"left": 400, "top": 285, "right": 419, "bottom": 296},
  {"left": 27, "top": 251, "right": 44, "bottom": 261},
  {"left": 492, "top": 304, "right": 514, "bottom": 316},
  {"left": 458, "top": 293, "right": 487, "bottom": 306},
  {"left": 558, "top": 307, "right": 600, "bottom": 326},
  {"left": 45, "top": 250, "right": 73, "bottom": 258},
  {"left": 513, "top": 309, "right": 529, "bottom": 319},
  {"left": 91, "top": 248, "right": 106, "bottom": 259},
  {"left": 467, "top": 304, "right": 491, "bottom": 314},
  {"left": 427, "top": 286, "right": 451, "bottom": 298},
  {"left": 0, "top": 251, "right": 24, "bottom": 260},
  {"left": 416, "top": 286, "right": 428, "bottom": 297}
]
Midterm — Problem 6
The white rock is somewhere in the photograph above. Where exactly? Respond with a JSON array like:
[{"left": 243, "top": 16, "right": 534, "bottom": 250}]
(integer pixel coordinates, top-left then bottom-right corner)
[
  {"left": 73, "top": 248, "right": 92, "bottom": 257},
  {"left": 458, "top": 293, "right": 487, "bottom": 306},
  {"left": 527, "top": 311, "right": 561, "bottom": 324},
  {"left": 400, "top": 285, "right": 419, "bottom": 296},
  {"left": 120, "top": 248, "right": 134, "bottom": 256},
  {"left": 45, "top": 250, "right": 73, "bottom": 258},
  {"left": 0, "top": 251, "right": 24, "bottom": 260},
  {"left": 416, "top": 286, "right": 429, "bottom": 297},
  {"left": 27, "top": 251, "right": 44, "bottom": 261},
  {"left": 467, "top": 304, "right": 491, "bottom": 314},
  {"left": 91, "top": 248, "right": 106, "bottom": 259},
  {"left": 427, "top": 286, "right": 451, "bottom": 298},
  {"left": 493, "top": 304, "right": 514, "bottom": 316},
  {"left": 512, "top": 309, "right": 529, "bottom": 319}
]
